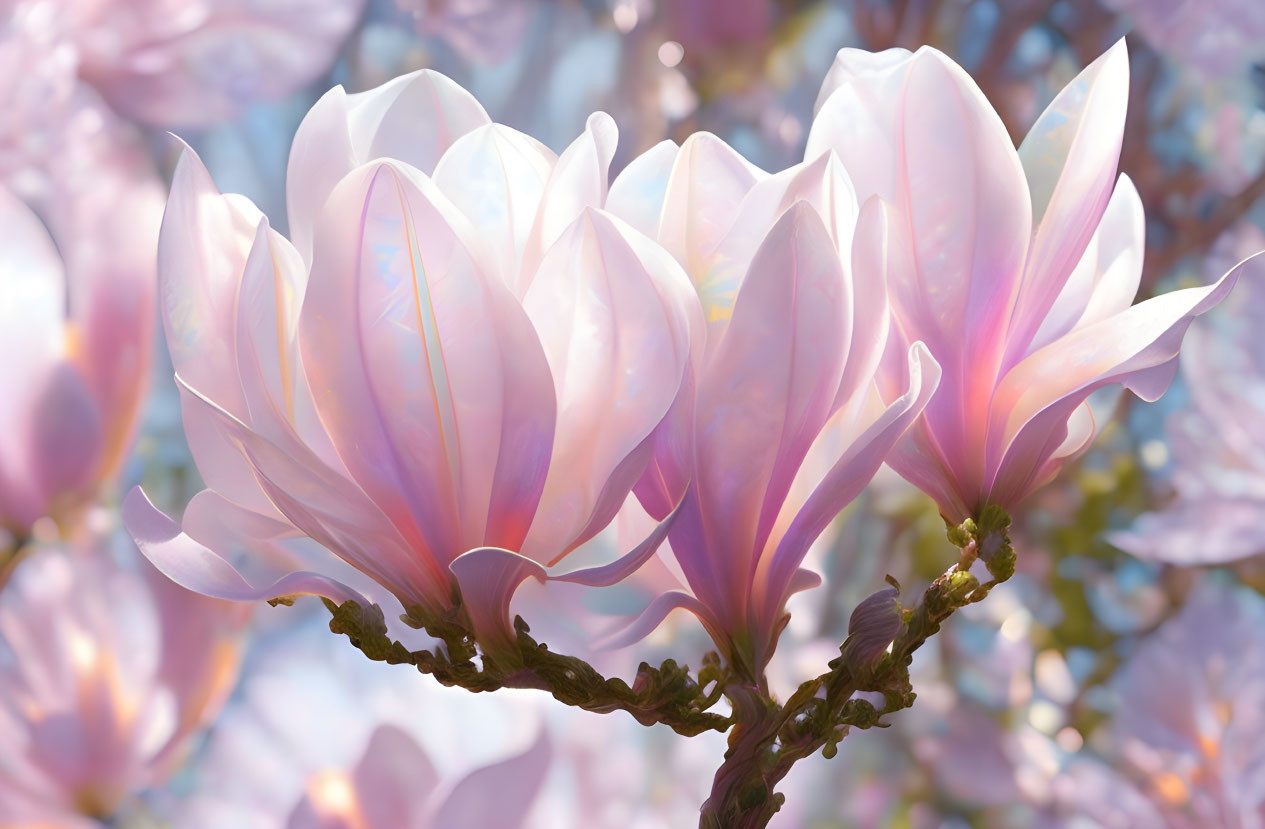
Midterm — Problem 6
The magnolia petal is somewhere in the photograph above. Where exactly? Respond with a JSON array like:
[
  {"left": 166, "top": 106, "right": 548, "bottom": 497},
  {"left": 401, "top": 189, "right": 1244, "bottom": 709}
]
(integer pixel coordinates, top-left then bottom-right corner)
[
  {"left": 178, "top": 376, "right": 448, "bottom": 609},
  {"left": 707, "top": 151, "right": 859, "bottom": 327},
  {"left": 29, "top": 363, "right": 103, "bottom": 507},
  {"left": 812, "top": 46, "right": 914, "bottom": 115},
  {"left": 1109, "top": 499, "right": 1265, "bottom": 565},
  {"left": 82, "top": 0, "right": 364, "bottom": 128},
  {"left": 351, "top": 725, "right": 441, "bottom": 827},
  {"left": 762, "top": 341, "right": 940, "bottom": 620},
  {"left": 431, "top": 731, "right": 550, "bottom": 829},
  {"left": 346, "top": 70, "right": 490, "bottom": 175},
  {"left": 593, "top": 590, "right": 715, "bottom": 651},
  {"left": 516, "top": 112, "right": 619, "bottom": 295},
  {"left": 301, "top": 161, "right": 556, "bottom": 562},
  {"left": 551, "top": 495, "right": 684, "bottom": 587},
  {"left": 123, "top": 487, "right": 369, "bottom": 608},
  {"left": 1076, "top": 175, "right": 1146, "bottom": 328},
  {"left": 286, "top": 70, "right": 491, "bottom": 263},
  {"left": 285, "top": 87, "right": 357, "bottom": 266},
  {"left": 657, "top": 132, "right": 765, "bottom": 283},
  {"left": 159, "top": 144, "right": 264, "bottom": 418},
  {"left": 804, "top": 47, "right": 914, "bottom": 206},
  {"left": 432, "top": 124, "right": 557, "bottom": 287},
  {"left": 991, "top": 260, "right": 1249, "bottom": 506},
  {"left": 840, "top": 584, "right": 902, "bottom": 673},
  {"left": 691, "top": 203, "right": 850, "bottom": 616},
  {"left": 520, "top": 209, "right": 700, "bottom": 561},
  {"left": 448, "top": 547, "right": 546, "bottom": 655},
  {"left": 1008, "top": 39, "right": 1130, "bottom": 362},
  {"left": 605, "top": 139, "right": 680, "bottom": 239}
]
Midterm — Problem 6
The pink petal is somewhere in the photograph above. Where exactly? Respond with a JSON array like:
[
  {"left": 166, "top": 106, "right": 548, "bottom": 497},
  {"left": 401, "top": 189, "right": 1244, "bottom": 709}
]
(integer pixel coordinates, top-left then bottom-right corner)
[
  {"left": 605, "top": 139, "right": 680, "bottom": 239},
  {"left": 760, "top": 342, "right": 940, "bottom": 624},
  {"left": 520, "top": 209, "right": 700, "bottom": 562},
  {"left": 805, "top": 47, "right": 914, "bottom": 206},
  {"left": 448, "top": 547, "right": 546, "bottom": 655},
  {"left": 124, "top": 487, "right": 369, "bottom": 608},
  {"left": 79, "top": 0, "right": 365, "bottom": 128},
  {"left": 1006, "top": 39, "right": 1130, "bottom": 363},
  {"left": 685, "top": 203, "right": 850, "bottom": 624},
  {"left": 1026, "top": 177, "right": 1146, "bottom": 353},
  {"left": 551, "top": 495, "right": 684, "bottom": 588},
  {"left": 0, "top": 187, "right": 68, "bottom": 527},
  {"left": 516, "top": 112, "right": 619, "bottom": 296},
  {"left": 351, "top": 725, "right": 440, "bottom": 827},
  {"left": 286, "top": 70, "right": 491, "bottom": 264},
  {"left": 656, "top": 132, "right": 765, "bottom": 282},
  {"left": 300, "top": 161, "right": 556, "bottom": 565},
  {"left": 430, "top": 731, "right": 551, "bottom": 828},
  {"left": 177, "top": 378, "right": 447, "bottom": 610},
  {"left": 159, "top": 144, "right": 264, "bottom": 419},
  {"left": 432, "top": 124, "right": 557, "bottom": 287},
  {"left": 990, "top": 259, "right": 1250, "bottom": 507}
]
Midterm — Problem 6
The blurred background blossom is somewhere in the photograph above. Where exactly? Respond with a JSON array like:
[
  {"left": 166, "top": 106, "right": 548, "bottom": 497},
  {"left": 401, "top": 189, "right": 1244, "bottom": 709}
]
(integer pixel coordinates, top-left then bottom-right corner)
[{"left": 3, "top": 0, "right": 1265, "bottom": 826}]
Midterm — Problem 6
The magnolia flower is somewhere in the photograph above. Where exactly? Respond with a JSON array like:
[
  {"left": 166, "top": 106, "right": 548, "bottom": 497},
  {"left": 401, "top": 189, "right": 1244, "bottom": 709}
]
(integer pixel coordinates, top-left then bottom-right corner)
[
  {"left": 806, "top": 40, "right": 1251, "bottom": 522},
  {"left": 0, "top": 536, "right": 247, "bottom": 825},
  {"left": 1111, "top": 226, "right": 1265, "bottom": 565},
  {"left": 2, "top": 0, "right": 364, "bottom": 129},
  {"left": 1102, "top": 0, "right": 1265, "bottom": 78},
  {"left": 0, "top": 101, "right": 161, "bottom": 538},
  {"left": 126, "top": 68, "right": 702, "bottom": 653},
  {"left": 1080, "top": 581, "right": 1265, "bottom": 824},
  {"left": 594, "top": 134, "right": 940, "bottom": 675}
]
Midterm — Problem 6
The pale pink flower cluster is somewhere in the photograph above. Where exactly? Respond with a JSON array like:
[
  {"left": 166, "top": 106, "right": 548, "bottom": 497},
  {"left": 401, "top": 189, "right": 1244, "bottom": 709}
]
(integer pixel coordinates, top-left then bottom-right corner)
[
  {"left": 126, "top": 40, "right": 1253, "bottom": 679},
  {"left": 0, "top": 539, "right": 248, "bottom": 825}
]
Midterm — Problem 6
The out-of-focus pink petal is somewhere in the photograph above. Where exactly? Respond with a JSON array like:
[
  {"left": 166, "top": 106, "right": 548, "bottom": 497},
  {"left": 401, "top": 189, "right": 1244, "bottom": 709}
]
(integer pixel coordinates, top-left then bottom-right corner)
[
  {"left": 605, "top": 139, "right": 679, "bottom": 239},
  {"left": 685, "top": 203, "right": 850, "bottom": 625},
  {"left": 124, "top": 487, "right": 370, "bottom": 608},
  {"left": 286, "top": 70, "right": 491, "bottom": 263},
  {"left": 301, "top": 161, "right": 555, "bottom": 566},
  {"left": 448, "top": 547, "right": 545, "bottom": 655},
  {"left": 516, "top": 112, "right": 618, "bottom": 296},
  {"left": 520, "top": 209, "right": 700, "bottom": 561},
  {"left": 429, "top": 731, "right": 550, "bottom": 828},
  {"left": 0, "top": 187, "right": 70, "bottom": 527},
  {"left": 1109, "top": 499, "right": 1265, "bottom": 565},
  {"left": 432, "top": 124, "right": 556, "bottom": 287},
  {"left": 29, "top": 364, "right": 102, "bottom": 510},
  {"left": 1005, "top": 40, "right": 1129, "bottom": 363},
  {"left": 76, "top": 0, "right": 366, "bottom": 128},
  {"left": 350, "top": 725, "right": 440, "bottom": 828},
  {"left": 759, "top": 342, "right": 939, "bottom": 626}
]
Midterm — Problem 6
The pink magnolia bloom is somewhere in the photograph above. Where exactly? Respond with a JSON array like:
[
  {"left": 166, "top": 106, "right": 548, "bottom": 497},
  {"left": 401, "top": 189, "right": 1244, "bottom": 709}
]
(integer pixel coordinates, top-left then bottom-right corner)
[
  {"left": 0, "top": 537, "right": 247, "bottom": 825},
  {"left": 598, "top": 134, "right": 941, "bottom": 674},
  {"left": 1090, "top": 582, "right": 1265, "bottom": 825},
  {"left": 125, "top": 69, "right": 702, "bottom": 653},
  {"left": 2, "top": 0, "right": 365, "bottom": 129},
  {"left": 807, "top": 41, "right": 1251, "bottom": 522},
  {"left": 0, "top": 91, "right": 161, "bottom": 537},
  {"left": 1111, "top": 226, "right": 1265, "bottom": 565}
]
